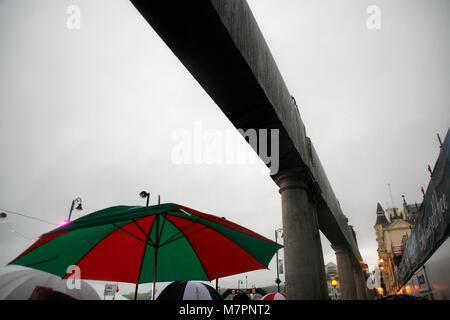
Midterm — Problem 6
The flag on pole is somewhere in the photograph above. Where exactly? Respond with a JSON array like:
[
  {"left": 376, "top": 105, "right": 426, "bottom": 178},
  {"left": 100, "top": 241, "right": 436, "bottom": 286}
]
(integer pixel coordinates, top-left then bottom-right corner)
[{"left": 278, "top": 259, "right": 284, "bottom": 274}]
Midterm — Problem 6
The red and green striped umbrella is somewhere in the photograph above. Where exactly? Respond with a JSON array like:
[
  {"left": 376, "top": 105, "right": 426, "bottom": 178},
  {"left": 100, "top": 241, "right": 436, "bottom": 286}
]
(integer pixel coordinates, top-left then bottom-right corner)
[{"left": 9, "top": 203, "right": 281, "bottom": 298}]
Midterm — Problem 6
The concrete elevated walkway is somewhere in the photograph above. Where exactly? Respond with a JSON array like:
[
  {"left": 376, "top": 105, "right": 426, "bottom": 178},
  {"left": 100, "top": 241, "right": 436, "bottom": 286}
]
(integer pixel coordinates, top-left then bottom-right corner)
[{"left": 131, "top": 0, "right": 369, "bottom": 299}]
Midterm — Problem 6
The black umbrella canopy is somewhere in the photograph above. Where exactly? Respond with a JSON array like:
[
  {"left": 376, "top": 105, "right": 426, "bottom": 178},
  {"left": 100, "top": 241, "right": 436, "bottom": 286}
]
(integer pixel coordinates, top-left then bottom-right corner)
[{"left": 155, "top": 281, "right": 223, "bottom": 300}]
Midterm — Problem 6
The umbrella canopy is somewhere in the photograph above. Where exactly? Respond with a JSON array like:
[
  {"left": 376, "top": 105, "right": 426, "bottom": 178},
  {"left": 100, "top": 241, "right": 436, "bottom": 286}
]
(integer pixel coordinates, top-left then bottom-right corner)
[
  {"left": 261, "top": 292, "right": 286, "bottom": 300},
  {"left": 9, "top": 203, "right": 281, "bottom": 292},
  {"left": 0, "top": 269, "right": 100, "bottom": 300},
  {"left": 155, "top": 281, "right": 222, "bottom": 300}
]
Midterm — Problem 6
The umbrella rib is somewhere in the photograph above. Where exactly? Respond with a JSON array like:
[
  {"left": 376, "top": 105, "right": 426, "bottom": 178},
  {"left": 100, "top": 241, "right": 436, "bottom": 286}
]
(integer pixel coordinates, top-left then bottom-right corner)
[
  {"left": 158, "top": 217, "right": 202, "bottom": 248},
  {"left": 59, "top": 225, "right": 132, "bottom": 280},
  {"left": 112, "top": 223, "right": 155, "bottom": 247},
  {"left": 132, "top": 219, "right": 149, "bottom": 237},
  {"left": 160, "top": 225, "right": 210, "bottom": 248},
  {"left": 131, "top": 219, "right": 156, "bottom": 247},
  {"left": 165, "top": 219, "right": 211, "bottom": 281},
  {"left": 25, "top": 256, "right": 59, "bottom": 267},
  {"left": 156, "top": 213, "right": 168, "bottom": 245},
  {"left": 135, "top": 215, "right": 158, "bottom": 285}
]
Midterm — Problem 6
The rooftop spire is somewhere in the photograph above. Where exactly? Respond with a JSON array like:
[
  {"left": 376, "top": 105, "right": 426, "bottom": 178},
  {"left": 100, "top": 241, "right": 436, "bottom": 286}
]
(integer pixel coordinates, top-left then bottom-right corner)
[
  {"left": 376, "top": 202, "right": 384, "bottom": 213},
  {"left": 375, "top": 202, "right": 389, "bottom": 226},
  {"left": 402, "top": 194, "right": 410, "bottom": 213}
]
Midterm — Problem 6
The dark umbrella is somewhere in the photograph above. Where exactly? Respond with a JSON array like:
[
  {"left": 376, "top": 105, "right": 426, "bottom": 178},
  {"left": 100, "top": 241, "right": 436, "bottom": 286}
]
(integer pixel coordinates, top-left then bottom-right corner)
[
  {"left": 155, "top": 281, "right": 222, "bottom": 300},
  {"left": 9, "top": 203, "right": 282, "bottom": 299}
]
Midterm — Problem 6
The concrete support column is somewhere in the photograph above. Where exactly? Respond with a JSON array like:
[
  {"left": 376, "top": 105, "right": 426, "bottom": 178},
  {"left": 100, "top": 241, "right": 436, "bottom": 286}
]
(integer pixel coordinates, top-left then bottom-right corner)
[
  {"left": 332, "top": 244, "right": 357, "bottom": 300},
  {"left": 353, "top": 268, "right": 367, "bottom": 300},
  {"left": 274, "top": 168, "right": 328, "bottom": 300}
]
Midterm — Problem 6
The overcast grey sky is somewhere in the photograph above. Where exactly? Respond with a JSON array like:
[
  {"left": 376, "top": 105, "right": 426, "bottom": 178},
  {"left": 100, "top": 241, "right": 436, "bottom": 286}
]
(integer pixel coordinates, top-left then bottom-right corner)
[{"left": 0, "top": 0, "right": 449, "bottom": 296}]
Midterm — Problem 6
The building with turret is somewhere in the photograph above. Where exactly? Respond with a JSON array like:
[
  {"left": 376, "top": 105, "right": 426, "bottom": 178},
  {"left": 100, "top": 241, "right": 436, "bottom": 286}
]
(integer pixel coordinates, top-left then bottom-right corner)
[{"left": 374, "top": 198, "right": 420, "bottom": 295}]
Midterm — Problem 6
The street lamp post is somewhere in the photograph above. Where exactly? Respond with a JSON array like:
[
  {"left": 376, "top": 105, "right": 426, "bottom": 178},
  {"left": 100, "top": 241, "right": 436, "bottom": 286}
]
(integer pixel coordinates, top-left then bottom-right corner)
[
  {"left": 134, "top": 191, "right": 155, "bottom": 300},
  {"left": 275, "top": 228, "right": 283, "bottom": 292},
  {"left": 139, "top": 191, "right": 150, "bottom": 207},
  {"left": 135, "top": 191, "right": 150, "bottom": 300},
  {"left": 68, "top": 198, "right": 83, "bottom": 221}
]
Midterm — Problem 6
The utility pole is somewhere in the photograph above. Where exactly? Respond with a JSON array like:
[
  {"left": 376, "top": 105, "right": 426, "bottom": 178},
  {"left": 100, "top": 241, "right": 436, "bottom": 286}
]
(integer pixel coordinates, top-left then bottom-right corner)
[{"left": 275, "top": 228, "right": 283, "bottom": 292}]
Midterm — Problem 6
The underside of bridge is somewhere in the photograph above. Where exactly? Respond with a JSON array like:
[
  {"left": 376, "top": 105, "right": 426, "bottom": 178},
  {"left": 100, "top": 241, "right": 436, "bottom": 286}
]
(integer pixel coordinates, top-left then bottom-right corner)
[{"left": 130, "top": 0, "right": 370, "bottom": 299}]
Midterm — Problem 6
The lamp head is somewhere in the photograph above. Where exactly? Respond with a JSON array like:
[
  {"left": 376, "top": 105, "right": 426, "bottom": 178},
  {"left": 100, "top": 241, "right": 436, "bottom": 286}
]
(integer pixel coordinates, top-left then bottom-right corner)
[
  {"left": 139, "top": 191, "right": 149, "bottom": 199},
  {"left": 276, "top": 228, "right": 283, "bottom": 238},
  {"left": 73, "top": 198, "right": 83, "bottom": 210}
]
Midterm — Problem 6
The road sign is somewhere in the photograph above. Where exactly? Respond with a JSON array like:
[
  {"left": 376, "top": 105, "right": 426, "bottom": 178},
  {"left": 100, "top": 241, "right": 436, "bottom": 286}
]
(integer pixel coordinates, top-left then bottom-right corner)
[{"left": 104, "top": 284, "right": 118, "bottom": 298}]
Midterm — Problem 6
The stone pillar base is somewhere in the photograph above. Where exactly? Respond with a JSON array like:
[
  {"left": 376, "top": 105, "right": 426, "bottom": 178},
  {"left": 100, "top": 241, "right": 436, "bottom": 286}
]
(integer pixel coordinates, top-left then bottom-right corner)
[
  {"left": 274, "top": 168, "right": 328, "bottom": 300},
  {"left": 332, "top": 244, "right": 358, "bottom": 300}
]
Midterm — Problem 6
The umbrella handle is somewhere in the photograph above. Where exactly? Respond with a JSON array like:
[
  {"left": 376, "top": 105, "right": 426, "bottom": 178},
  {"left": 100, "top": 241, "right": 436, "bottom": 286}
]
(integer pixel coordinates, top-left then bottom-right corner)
[{"left": 134, "top": 284, "right": 139, "bottom": 300}]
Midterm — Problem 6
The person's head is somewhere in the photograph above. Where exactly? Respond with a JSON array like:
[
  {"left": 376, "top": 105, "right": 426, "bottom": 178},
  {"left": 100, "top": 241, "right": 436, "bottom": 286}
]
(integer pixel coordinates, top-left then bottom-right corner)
[{"left": 232, "top": 293, "right": 251, "bottom": 302}]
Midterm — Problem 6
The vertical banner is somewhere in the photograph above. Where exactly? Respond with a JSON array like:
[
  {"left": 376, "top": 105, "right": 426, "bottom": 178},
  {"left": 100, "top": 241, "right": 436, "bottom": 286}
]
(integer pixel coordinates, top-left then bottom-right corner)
[{"left": 278, "top": 258, "right": 284, "bottom": 275}]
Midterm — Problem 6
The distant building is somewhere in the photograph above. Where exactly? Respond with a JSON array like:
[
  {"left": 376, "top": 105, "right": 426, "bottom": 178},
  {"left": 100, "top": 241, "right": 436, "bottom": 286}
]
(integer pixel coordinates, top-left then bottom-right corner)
[
  {"left": 325, "top": 262, "right": 340, "bottom": 300},
  {"left": 374, "top": 198, "right": 421, "bottom": 296}
]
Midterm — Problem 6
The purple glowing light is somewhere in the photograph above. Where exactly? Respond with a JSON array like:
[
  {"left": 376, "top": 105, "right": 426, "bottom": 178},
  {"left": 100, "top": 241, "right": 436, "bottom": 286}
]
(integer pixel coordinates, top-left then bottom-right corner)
[{"left": 58, "top": 220, "right": 70, "bottom": 227}]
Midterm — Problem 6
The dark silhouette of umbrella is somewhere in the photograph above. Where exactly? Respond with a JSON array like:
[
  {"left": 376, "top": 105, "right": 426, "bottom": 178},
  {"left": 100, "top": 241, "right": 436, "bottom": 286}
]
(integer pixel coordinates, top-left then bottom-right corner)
[{"left": 155, "top": 281, "right": 222, "bottom": 300}]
